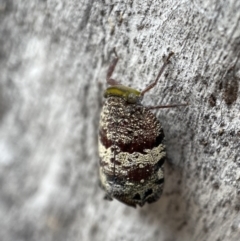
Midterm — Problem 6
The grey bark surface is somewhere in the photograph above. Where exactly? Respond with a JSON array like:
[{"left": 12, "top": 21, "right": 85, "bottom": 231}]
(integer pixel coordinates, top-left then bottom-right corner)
[{"left": 0, "top": 0, "right": 240, "bottom": 241}]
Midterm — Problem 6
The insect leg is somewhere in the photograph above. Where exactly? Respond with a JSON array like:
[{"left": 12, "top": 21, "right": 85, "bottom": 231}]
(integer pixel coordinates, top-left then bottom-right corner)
[
  {"left": 106, "top": 49, "right": 121, "bottom": 85},
  {"left": 141, "top": 52, "right": 174, "bottom": 96},
  {"left": 146, "top": 103, "right": 188, "bottom": 109}
]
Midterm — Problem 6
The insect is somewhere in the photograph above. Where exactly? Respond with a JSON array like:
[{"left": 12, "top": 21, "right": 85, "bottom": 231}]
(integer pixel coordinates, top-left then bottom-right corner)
[{"left": 98, "top": 50, "right": 186, "bottom": 207}]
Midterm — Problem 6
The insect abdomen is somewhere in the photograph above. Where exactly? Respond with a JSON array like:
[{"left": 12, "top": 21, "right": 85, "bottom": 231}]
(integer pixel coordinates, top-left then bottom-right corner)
[{"left": 99, "top": 97, "right": 166, "bottom": 207}]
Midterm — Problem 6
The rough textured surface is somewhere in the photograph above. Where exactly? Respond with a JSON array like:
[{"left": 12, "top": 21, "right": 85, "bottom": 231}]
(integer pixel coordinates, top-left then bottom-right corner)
[{"left": 0, "top": 0, "right": 240, "bottom": 241}]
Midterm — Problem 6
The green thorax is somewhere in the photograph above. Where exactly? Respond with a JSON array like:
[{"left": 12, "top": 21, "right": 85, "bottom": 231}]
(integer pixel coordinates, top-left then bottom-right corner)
[{"left": 104, "top": 85, "right": 142, "bottom": 104}]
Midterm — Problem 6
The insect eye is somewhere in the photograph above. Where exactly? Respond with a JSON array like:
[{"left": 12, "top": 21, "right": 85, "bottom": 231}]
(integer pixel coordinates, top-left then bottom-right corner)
[{"left": 127, "top": 93, "right": 138, "bottom": 104}]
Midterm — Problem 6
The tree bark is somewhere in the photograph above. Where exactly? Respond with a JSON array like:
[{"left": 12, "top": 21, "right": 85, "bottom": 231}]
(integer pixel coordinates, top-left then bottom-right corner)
[{"left": 0, "top": 0, "right": 240, "bottom": 241}]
